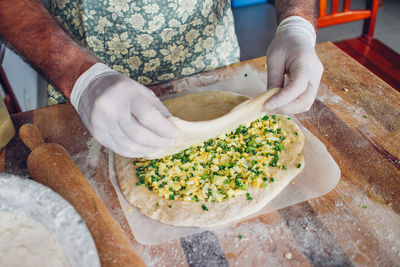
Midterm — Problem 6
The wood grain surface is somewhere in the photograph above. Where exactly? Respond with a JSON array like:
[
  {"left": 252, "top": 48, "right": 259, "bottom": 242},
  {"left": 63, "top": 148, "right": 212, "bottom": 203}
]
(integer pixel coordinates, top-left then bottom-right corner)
[{"left": 3, "top": 42, "right": 400, "bottom": 266}]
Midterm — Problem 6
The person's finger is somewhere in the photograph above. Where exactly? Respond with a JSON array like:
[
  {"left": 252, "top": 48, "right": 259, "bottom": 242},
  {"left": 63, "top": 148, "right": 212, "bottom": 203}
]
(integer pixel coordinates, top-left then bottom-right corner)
[
  {"left": 272, "top": 81, "right": 318, "bottom": 114},
  {"left": 136, "top": 85, "right": 173, "bottom": 117},
  {"left": 118, "top": 115, "right": 175, "bottom": 148},
  {"left": 130, "top": 98, "right": 178, "bottom": 138},
  {"left": 90, "top": 115, "right": 157, "bottom": 157},
  {"left": 108, "top": 125, "right": 158, "bottom": 158},
  {"left": 145, "top": 92, "right": 173, "bottom": 117},
  {"left": 266, "top": 52, "right": 285, "bottom": 90},
  {"left": 264, "top": 62, "right": 309, "bottom": 111},
  {"left": 309, "top": 57, "right": 324, "bottom": 90}
]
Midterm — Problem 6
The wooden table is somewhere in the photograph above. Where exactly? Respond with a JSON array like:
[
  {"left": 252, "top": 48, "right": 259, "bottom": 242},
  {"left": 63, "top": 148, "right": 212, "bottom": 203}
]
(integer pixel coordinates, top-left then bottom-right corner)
[{"left": 2, "top": 42, "right": 399, "bottom": 266}]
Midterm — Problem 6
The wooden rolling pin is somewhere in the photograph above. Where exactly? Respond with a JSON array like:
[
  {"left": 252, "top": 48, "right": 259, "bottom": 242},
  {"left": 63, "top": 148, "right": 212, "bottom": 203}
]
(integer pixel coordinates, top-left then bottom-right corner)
[{"left": 19, "top": 124, "right": 145, "bottom": 267}]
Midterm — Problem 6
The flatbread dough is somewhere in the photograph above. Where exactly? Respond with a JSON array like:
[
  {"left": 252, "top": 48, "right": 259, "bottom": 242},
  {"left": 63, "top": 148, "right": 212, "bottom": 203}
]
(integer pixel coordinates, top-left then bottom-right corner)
[
  {"left": 115, "top": 90, "right": 304, "bottom": 227},
  {"left": 144, "top": 88, "right": 281, "bottom": 159}
]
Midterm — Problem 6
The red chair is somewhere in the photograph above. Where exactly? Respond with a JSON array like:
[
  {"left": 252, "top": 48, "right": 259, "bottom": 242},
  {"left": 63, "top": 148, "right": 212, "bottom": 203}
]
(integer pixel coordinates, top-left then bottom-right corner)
[
  {"left": 318, "top": 0, "right": 379, "bottom": 41},
  {"left": 318, "top": 0, "right": 400, "bottom": 91}
]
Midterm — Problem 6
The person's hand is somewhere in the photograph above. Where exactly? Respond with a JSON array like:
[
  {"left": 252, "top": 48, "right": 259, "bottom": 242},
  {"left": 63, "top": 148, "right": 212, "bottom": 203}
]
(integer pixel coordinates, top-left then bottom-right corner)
[
  {"left": 70, "top": 63, "right": 178, "bottom": 158},
  {"left": 265, "top": 16, "right": 323, "bottom": 114}
]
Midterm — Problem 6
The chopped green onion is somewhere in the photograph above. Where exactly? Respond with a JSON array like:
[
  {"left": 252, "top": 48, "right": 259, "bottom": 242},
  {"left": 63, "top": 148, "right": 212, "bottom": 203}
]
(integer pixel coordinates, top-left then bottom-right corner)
[{"left": 201, "top": 204, "right": 208, "bottom": 211}]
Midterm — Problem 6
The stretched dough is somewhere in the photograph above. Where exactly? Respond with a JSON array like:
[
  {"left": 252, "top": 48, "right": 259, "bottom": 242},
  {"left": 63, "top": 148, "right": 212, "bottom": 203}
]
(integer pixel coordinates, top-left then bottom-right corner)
[
  {"left": 144, "top": 88, "right": 281, "bottom": 159},
  {"left": 115, "top": 90, "right": 305, "bottom": 227}
]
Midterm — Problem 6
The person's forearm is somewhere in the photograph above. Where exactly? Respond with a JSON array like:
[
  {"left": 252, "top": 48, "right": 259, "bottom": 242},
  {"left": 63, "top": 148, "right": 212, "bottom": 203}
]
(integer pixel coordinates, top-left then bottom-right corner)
[
  {"left": 275, "top": 0, "right": 317, "bottom": 29},
  {"left": 0, "top": 0, "right": 99, "bottom": 98}
]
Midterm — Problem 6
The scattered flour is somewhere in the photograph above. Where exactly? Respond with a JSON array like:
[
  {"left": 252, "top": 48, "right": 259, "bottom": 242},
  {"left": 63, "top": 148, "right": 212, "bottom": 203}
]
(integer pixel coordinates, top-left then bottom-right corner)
[{"left": 0, "top": 211, "right": 69, "bottom": 267}]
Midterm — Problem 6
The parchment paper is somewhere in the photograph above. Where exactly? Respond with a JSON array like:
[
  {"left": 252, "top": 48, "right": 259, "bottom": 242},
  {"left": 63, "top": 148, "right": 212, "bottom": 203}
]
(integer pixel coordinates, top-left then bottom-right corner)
[{"left": 108, "top": 65, "right": 340, "bottom": 245}]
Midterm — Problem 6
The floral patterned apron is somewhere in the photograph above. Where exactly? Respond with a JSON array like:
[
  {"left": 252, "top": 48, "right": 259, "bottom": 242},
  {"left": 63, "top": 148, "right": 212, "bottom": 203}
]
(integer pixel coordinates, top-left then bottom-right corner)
[{"left": 48, "top": 0, "right": 240, "bottom": 105}]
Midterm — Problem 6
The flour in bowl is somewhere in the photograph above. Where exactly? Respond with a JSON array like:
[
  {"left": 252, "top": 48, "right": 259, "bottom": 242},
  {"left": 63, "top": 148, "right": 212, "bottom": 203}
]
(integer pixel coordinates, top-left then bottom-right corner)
[{"left": 0, "top": 211, "right": 69, "bottom": 267}]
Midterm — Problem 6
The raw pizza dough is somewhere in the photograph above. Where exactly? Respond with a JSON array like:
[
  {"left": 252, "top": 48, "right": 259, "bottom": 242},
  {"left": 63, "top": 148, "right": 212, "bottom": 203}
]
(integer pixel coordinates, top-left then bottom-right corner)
[
  {"left": 144, "top": 88, "right": 281, "bottom": 159},
  {"left": 115, "top": 90, "right": 305, "bottom": 227}
]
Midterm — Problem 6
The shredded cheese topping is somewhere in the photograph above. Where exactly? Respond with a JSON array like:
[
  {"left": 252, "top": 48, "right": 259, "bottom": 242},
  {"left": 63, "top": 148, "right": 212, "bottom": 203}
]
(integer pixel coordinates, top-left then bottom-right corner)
[{"left": 134, "top": 115, "right": 299, "bottom": 203}]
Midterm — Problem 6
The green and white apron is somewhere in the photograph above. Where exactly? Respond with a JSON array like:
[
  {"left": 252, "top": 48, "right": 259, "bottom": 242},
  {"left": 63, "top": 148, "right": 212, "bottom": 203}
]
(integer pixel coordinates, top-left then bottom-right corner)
[{"left": 48, "top": 0, "right": 240, "bottom": 105}]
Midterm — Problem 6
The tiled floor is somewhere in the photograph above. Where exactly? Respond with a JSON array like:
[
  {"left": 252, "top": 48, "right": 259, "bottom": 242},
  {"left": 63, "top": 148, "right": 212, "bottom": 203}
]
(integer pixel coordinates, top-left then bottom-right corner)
[{"left": 233, "top": 0, "right": 400, "bottom": 61}]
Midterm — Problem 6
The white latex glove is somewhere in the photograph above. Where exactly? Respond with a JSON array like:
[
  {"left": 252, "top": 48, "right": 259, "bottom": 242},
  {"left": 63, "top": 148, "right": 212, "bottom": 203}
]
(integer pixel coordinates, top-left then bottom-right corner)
[
  {"left": 265, "top": 16, "right": 323, "bottom": 114},
  {"left": 70, "top": 63, "right": 178, "bottom": 158}
]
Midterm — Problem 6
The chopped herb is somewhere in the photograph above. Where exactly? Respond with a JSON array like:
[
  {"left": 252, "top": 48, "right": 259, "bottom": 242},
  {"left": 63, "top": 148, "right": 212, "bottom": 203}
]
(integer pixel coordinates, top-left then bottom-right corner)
[
  {"left": 201, "top": 204, "right": 208, "bottom": 211},
  {"left": 201, "top": 174, "right": 209, "bottom": 180},
  {"left": 297, "top": 164, "right": 302, "bottom": 168},
  {"left": 294, "top": 131, "right": 298, "bottom": 135},
  {"left": 156, "top": 202, "right": 160, "bottom": 208},
  {"left": 287, "top": 117, "right": 291, "bottom": 120},
  {"left": 275, "top": 143, "right": 284, "bottom": 151},
  {"left": 298, "top": 153, "right": 302, "bottom": 156},
  {"left": 246, "top": 193, "right": 253, "bottom": 200},
  {"left": 263, "top": 183, "right": 268, "bottom": 187},
  {"left": 244, "top": 73, "right": 248, "bottom": 77},
  {"left": 238, "top": 234, "right": 243, "bottom": 239},
  {"left": 224, "top": 162, "right": 232, "bottom": 168},
  {"left": 168, "top": 205, "right": 172, "bottom": 208},
  {"left": 234, "top": 179, "right": 247, "bottom": 189},
  {"left": 270, "top": 177, "right": 274, "bottom": 182},
  {"left": 364, "top": 115, "right": 370, "bottom": 119},
  {"left": 169, "top": 194, "right": 174, "bottom": 200},
  {"left": 262, "top": 115, "right": 269, "bottom": 121},
  {"left": 281, "top": 165, "right": 287, "bottom": 170}
]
